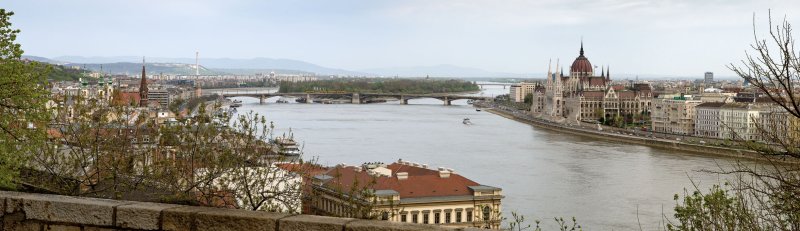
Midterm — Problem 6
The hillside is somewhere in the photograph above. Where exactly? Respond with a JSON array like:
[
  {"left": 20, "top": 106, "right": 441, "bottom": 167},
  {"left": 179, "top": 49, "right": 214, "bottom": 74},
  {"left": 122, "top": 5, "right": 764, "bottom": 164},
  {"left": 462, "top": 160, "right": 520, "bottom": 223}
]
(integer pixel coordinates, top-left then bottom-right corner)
[{"left": 61, "top": 62, "right": 221, "bottom": 76}]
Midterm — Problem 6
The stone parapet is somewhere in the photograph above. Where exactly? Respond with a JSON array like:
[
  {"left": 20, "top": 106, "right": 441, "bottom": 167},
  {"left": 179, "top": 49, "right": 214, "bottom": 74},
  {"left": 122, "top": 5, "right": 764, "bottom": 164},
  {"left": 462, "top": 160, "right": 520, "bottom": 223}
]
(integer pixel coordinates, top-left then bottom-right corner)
[{"left": 0, "top": 191, "right": 479, "bottom": 231}]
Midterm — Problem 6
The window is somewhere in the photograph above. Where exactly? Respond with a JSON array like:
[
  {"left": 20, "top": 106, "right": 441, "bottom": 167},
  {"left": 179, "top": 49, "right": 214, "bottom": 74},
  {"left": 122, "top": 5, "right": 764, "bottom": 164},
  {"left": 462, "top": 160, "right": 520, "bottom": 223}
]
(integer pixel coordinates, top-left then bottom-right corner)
[
  {"left": 381, "top": 211, "right": 389, "bottom": 220},
  {"left": 401, "top": 214, "right": 407, "bottom": 222},
  {"left": 412, "top": 214, "right": 418, "bottom": 223},
  {"left": 456, "top": 212, "right": 462, "bottom": 222},
  {"left": 445, "top": 212, "right": 451, "bottom": 223},
  {"left": 466, "top": 211, "right": 472, "bottom": 222},
  {"left": 483, "top": 206, "right": 491, "bottom": 221},
  {"left": 434, "top": 213, "right": 440, "bottom": 224},
  {"left": 423, "top": 214, "right": 429, "bottom": 224}
]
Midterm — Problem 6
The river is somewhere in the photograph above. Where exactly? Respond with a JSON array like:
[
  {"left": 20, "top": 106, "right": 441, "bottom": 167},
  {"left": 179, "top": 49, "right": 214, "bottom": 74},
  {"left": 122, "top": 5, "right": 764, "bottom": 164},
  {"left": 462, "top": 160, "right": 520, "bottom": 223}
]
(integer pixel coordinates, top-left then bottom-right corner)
[{"left": 231, "top": 85, "right": 739, "bottom": 230}]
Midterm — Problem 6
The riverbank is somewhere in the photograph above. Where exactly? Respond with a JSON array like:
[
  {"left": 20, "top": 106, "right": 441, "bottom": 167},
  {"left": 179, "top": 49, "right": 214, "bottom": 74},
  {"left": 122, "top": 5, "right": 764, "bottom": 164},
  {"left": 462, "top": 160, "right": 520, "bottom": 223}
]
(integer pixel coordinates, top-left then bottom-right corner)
[{"left": 482, "top": 105, "right": 790, "bottom": 163}]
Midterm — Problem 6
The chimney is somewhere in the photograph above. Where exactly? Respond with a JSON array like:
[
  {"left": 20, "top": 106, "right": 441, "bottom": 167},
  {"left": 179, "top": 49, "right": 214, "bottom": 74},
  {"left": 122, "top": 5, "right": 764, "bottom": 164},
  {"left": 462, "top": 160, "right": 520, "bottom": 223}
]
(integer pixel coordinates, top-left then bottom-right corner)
[
  {"left": 397, "top": 172, "right": 408, "bottom": 180},
  {"left": 422, "top": 164, "right": 428, "bottom": 169},
  {"left": 438, "top": 169, "right": 450, "bottom": 178}
]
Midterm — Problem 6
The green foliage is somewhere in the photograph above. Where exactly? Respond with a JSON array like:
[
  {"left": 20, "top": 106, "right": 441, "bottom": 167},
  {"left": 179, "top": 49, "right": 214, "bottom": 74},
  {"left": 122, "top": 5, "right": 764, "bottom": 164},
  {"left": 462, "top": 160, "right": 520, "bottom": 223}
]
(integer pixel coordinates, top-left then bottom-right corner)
[
  {"left": 523, "top": 93, "right": 533, "bottom": 104},
  {"left": 0, "top": 9, "right": 50, "bottom": 189},
  {"left": 667, "top": 184, "right": 759, "bottom": 231},
  {"left": 278, "top": 78, "right": 479, "bottom": 94},
  {"left": 45, "top": 64, "right": 90, "bottom": 81}
]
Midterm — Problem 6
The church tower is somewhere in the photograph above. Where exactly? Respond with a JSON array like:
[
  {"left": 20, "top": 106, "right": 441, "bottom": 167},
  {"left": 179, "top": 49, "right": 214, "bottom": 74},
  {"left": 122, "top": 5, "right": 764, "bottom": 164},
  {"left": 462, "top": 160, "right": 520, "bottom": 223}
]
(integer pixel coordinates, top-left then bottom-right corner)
[{"left": 139, "top": 57, "right": 149, "bottom": 108}]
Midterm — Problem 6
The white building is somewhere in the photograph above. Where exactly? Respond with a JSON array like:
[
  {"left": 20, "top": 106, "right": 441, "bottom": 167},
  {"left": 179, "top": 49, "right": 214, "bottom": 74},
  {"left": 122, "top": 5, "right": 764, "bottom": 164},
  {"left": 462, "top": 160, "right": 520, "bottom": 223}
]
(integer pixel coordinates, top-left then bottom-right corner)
[
  {"left": 696, "top": 102, "right": 769, "bottom": 140},
  {"left": 509, "top": 83, "right": 536, "bottom": 103},
  {"left": 695, "top": 102, "right": 725, "bottom": 138},
  {"left": 651, "top": 96, "right": 702, "bottom": 135}
]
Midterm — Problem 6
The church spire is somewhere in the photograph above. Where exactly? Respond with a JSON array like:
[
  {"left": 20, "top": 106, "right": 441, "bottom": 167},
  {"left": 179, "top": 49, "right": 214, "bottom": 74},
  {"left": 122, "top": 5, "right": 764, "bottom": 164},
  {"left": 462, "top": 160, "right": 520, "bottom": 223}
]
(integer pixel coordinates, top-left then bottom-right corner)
[
  {"left": 139, "top": 56, "right": 149, "bottom": 107},
  {"left": 601, "top": 65, "right": 605, "bottom": 78},
  {"left": 606, "top": 65, "right": 610, "bottom": 81},
  {"left": 579, "top": 38, "right": 584, "bottom": 56}
]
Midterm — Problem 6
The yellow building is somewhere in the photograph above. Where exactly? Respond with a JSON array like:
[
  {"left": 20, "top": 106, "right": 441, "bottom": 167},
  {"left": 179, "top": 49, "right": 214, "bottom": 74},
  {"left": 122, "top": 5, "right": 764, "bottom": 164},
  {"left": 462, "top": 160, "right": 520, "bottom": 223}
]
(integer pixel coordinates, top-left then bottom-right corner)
[{"left": 311, "top": 160, "right": 503, "bottom": 229}]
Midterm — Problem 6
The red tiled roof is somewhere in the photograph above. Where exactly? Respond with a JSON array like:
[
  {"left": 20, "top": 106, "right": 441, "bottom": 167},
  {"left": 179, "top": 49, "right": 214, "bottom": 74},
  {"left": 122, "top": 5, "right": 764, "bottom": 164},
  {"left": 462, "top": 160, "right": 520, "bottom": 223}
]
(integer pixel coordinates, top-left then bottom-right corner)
[
  {"left": 618, "top": 91, "right": 636, "bottom": 99},
  {"left": 117, "top": 92, "right": 141, "bottom": 106},
  {"left": 320, "top": 163, "right": 480, "bottom": 199},
  {"left": 582, "top": 91, "right": 605, "bottom": 98},
  {"left": 589, "top": 77, "right": 606, "bottom": 86}
]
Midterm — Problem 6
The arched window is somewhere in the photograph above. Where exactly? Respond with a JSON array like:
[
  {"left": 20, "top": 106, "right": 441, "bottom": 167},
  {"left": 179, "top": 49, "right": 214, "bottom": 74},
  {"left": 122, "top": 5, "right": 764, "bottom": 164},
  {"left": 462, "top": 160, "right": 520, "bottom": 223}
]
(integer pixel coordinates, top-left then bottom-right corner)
[
  {"left": 482, "top": 206, "right": 491, "bottom": 221},
  {"left": 381, "top": 211, "right": 389, "bottom": 220}
]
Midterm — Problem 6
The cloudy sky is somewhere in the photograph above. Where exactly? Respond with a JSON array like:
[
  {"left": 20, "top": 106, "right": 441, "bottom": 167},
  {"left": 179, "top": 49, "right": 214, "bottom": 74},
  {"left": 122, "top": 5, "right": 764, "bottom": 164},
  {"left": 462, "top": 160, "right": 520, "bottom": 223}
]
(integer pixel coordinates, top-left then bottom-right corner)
[{"left": 4, "top": 0, "right": 800, "bottom": 77}]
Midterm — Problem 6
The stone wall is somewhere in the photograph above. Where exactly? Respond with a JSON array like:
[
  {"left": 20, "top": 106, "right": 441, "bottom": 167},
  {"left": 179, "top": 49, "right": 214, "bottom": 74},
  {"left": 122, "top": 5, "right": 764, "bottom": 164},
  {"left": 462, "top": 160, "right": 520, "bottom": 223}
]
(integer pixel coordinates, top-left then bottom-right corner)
[{"left": 0, "top": 191, "right": 482, "bottom": 231}]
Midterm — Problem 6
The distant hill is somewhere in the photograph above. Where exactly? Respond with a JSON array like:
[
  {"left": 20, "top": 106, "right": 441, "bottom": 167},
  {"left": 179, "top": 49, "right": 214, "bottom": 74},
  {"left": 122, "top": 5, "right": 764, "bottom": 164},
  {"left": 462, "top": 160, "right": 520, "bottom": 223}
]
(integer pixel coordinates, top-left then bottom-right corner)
[
  {"left": 22, "top": 55, "right": 64, "bottom": 64},
  {"left": 60, "top": 62, "right": 221, "bottom": 76},
  {"left": 360, "top": 64, "right": 525, "bottom": 78},
  {"left": 53, "top": 56, "right": 369, "bottom": 76}
]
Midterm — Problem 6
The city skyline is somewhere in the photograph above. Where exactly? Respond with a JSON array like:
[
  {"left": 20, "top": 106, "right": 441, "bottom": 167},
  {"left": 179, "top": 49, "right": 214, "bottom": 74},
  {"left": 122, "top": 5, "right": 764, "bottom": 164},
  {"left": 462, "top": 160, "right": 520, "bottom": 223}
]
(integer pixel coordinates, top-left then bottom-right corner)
[{"left": 5, "top": 0, "right": 800, "bottom": 77}]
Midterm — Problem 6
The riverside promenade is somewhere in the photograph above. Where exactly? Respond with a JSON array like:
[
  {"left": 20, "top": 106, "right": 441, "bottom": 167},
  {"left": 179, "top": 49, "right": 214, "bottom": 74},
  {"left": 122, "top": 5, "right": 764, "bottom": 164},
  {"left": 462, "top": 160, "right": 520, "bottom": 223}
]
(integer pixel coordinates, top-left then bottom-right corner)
[{"left": 476, "top": 102, "right": 780, "bottom": 162}]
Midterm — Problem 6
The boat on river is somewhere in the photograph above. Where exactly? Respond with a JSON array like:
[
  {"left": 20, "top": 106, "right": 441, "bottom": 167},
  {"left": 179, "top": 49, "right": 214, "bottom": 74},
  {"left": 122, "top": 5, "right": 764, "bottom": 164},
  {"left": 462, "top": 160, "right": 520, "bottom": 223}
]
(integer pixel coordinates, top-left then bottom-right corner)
[
  {"left": 463, "top": 118, "right": 472, "bottom": 125},
  {"left": 230, "top": 99, "right": 243, "bottom": 108},
  {"left": 275, "top": 137, "right": 301, "bottom": 156}
]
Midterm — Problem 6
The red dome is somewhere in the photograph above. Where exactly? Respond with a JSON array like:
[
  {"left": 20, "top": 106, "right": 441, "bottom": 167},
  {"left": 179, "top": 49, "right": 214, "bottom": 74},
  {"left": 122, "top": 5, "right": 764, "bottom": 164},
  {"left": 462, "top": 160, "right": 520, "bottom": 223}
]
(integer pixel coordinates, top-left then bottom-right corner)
[{"left": 570, "top": 44, "right": 592, "bottom": 73}]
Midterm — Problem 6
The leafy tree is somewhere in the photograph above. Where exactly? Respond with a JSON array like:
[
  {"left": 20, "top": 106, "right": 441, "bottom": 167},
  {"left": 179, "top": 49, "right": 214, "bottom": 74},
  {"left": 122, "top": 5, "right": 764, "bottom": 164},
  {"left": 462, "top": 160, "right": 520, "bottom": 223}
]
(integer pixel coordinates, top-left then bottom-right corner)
[
  {"left": 0, "top": 9, "right": 50, "bottom": 189},
  {"left": 668, "top": 11, "right": 800, "bottom": 231},
  {"left": 524, "top": 93, "right": 534, "bottom": 104}
]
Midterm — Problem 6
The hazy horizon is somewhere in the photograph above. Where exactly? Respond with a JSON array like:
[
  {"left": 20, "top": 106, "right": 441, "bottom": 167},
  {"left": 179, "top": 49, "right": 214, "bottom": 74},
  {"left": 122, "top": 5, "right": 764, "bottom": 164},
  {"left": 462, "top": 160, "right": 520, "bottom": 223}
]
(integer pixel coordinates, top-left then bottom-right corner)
[{"left": 6, "top": 0, "right": 800, "bottom": 77}]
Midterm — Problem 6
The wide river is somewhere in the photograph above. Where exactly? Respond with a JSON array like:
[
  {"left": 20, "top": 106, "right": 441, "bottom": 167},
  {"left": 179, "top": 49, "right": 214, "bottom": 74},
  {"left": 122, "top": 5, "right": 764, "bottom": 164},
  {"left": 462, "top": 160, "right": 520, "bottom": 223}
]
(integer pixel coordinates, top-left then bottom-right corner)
[{"left": 231, "top": 85, "right": 740, "bottom": 230}]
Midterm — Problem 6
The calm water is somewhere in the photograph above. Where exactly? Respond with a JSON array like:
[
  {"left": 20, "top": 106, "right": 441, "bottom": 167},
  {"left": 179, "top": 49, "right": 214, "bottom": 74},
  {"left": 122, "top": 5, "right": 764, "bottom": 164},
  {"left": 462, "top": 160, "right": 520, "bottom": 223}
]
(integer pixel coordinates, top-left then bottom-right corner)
[{"left": 232, "top": 86, "right": 738, "bottom": 230}]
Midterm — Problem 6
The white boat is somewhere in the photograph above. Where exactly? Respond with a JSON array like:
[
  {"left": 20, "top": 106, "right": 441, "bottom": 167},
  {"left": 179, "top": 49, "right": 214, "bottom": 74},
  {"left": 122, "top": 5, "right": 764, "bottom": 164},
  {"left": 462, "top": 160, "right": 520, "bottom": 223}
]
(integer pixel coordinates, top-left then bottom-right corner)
[
  {"left": 275, "top": 137, "right": 301, "bottom": 156},
  {"left": 463, "top": 118, "right": 472, "bottom": 125},
  {"left": 230, "top": 99, "right": 243, "bottom": 108}
]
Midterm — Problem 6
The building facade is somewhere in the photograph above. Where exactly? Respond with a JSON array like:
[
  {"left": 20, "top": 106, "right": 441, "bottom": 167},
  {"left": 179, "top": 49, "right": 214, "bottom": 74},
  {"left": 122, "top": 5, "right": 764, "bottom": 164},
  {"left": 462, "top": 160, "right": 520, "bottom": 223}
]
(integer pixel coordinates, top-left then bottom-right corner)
[
  {"left": 651, "top": 96, "right": 703, "bottom": 135},
  {"left": 311, "top": 160, "right": 503, "bottom": 229},
  {"left": 509, "top": 83, "right": 536, "bottom": 103},
  {"left": 531, "top": 43, "right": 652, "bottom": 123}
]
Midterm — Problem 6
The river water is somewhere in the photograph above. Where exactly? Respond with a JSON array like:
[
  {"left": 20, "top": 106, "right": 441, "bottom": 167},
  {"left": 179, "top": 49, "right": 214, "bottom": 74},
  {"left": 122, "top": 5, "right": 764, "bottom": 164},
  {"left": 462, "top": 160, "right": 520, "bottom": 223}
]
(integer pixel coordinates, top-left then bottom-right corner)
[{"left": 231, "top": 85, "right": 739, "bottom": 230}]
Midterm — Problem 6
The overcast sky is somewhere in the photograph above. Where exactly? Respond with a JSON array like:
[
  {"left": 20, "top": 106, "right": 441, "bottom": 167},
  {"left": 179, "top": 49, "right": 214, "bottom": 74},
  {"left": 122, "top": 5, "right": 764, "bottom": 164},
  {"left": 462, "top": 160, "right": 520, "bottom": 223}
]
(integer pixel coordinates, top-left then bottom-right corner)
[{"left": 4, "top": 0, "right": 800, "bottom": 77}]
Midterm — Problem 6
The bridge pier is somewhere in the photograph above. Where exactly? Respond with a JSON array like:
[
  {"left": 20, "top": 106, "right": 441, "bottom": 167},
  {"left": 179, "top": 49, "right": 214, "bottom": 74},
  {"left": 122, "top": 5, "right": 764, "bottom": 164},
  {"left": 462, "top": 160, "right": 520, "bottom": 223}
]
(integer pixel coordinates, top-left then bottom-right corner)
[
  {"left": 352, "top": 93, "right": 361, "bottom": 104},
  {"left": 259, "top": 95, "right": 265, "bottom": 104},
  {"left": 400, "top": 95, "right": 408, "bottom": 105},
  {"left": 306, "top": 94, "right": 312, "bottom": 104},
  {"left": 444, "top": 96, "right": 451, "bottom": 106}
]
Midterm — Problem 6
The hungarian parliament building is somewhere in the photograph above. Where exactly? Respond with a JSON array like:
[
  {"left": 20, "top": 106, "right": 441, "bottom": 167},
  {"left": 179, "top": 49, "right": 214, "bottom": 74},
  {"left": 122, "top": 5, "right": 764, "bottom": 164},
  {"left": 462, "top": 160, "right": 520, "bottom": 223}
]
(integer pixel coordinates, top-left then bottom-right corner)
[{"left": 531, "top": 43, "right": 653, "bottom": 123}]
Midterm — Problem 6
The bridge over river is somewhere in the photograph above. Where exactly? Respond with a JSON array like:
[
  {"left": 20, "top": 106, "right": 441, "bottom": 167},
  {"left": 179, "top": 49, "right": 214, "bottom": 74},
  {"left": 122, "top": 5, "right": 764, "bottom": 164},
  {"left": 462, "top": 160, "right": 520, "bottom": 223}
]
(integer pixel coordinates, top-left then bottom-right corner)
[{"left": 220, "top": 92, "right": 493, "bottom": 105}]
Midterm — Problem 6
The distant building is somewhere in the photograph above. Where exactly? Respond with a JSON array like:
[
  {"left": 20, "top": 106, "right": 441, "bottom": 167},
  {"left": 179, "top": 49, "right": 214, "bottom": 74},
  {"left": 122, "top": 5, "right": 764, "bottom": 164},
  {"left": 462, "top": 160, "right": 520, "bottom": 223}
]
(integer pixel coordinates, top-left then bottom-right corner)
[
  {"left": 695, "top": 102, "right": 769, "bottom": 140},
  {"left": 509, "top": 82, "right": 536, "bottom": 103},
  {"left": 311, "top": 160, "right": 503, "bottom": 229},
  {"left": 139, "top": 58, "right": 149, "bottom": 108},
  {"left": 148, "top": 89, "right": 170, "bottom": 108},
  {"left": 695, "top": 102, "right": 725, "bottom": 138},
  {"left": 704, "top": 72, "right": 713, "bottom": 83},
  {"left": 651, "top": 96, "right": 703, "bottom": 135},
  {"left": 532, "top": 42, "right": 652, "bottom": 123}
]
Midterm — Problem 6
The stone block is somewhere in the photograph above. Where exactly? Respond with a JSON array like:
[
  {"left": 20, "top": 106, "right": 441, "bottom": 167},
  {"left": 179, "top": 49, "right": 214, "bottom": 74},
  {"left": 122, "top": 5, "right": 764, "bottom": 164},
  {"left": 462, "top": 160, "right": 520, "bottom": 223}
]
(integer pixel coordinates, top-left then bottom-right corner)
[
  {"left": 83, "top": 227, "right": 116, "bottom": 231},
  {"left": 19, "top": 193, "right": 125, "bottom": 226},
  {"left": 194, "top": 208, "right": 290, "bottom": 231},
  {"left": 116, "top": 202, "right": 183, "bottom": 230},
  {"left": 345, "top": 220, "right": 458, "bottom": 231},
  {"left": 0, "top": 191, "right": 27, "bottom": 214},
  {"left": 2, "top": 215, "right": 41, "bottom": 231},
  {"left": 162, "top": 206, "right": 212, "bottom": 231},
  {"left": 279, "top": 215, "right": 353, "bottom": 231},
  {"left": 43, "top": 224, "right": 81, "bottom": 231}
]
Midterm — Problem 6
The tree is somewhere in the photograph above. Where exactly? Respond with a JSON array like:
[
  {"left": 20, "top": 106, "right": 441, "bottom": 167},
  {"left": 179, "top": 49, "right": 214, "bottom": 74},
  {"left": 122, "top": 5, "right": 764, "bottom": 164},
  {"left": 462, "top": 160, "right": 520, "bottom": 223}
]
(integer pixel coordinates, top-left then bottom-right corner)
[
  {"left": 668, "top": 11, "right": 800, "bottom": 231},
  {"left": 524, "top": 93, "right": 534, "bottom": 104},
  {"left": 0, "top": 9, "right": 50, "bottom": 189}
]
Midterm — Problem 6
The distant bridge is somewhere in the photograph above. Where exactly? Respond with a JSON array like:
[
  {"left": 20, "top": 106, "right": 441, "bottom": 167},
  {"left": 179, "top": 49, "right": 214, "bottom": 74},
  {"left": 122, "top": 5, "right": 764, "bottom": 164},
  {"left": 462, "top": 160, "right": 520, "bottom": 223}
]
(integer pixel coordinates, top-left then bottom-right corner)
[
  {"left": 475, "top": 82, "right": 513, "bottom": 89},
  {"left": 219, "top": 92, "right": 493, "bottom": 106}
]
